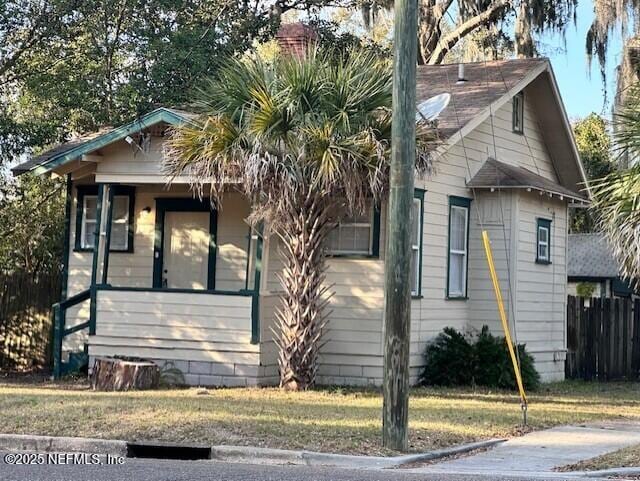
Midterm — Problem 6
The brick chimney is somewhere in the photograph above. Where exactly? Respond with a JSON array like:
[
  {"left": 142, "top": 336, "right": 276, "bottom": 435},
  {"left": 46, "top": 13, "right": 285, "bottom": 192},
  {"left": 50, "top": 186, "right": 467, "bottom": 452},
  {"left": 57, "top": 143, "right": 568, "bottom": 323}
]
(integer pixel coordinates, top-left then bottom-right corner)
[{"left": 275, "top": 22, "right": 318, "bottom": 57}]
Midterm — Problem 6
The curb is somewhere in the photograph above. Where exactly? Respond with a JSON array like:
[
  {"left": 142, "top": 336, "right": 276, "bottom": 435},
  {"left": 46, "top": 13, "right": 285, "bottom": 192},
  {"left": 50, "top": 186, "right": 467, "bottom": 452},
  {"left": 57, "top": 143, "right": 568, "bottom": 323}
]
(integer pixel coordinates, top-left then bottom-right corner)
[
  {"left": 211, "top": 438, "right": 506, "bottom": 468},
  {"left": 0, "top": 434, "right": 127, "bottom": 458},
  {"left": 0, "top": 433, "right": 504, "bottom": 469},
  {"left": 570, "top": 467, "right": 640, "bottom": 478}
]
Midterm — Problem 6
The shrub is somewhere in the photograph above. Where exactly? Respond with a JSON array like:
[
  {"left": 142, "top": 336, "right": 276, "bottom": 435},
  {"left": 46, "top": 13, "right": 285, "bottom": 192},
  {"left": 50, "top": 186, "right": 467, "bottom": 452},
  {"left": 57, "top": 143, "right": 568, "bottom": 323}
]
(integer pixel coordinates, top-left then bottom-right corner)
[
  {"left": 421, "top": 325, "right": 540, "bottom": 391},
  {"left": 474, "top": 326, "right": 540, "bottom": 390},
  {"left": 420, "top": 327, "right": 474, "bottom": 386}
]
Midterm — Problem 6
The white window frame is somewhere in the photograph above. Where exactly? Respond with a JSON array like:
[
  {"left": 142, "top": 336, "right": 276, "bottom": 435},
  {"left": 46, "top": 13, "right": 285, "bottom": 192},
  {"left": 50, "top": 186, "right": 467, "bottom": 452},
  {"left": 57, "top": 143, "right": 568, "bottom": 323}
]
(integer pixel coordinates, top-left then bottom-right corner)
[
  {"left": 447, "top": 201, "right": 470, "bottom": 299},
  {"left": 79, "top": 194, "right": 131, "bottom": 251},
  {"left": 80, "top": 195, "right": 98, "bottom": 249},
  {"left": 537, "top": 221, "right": 551, "bottom": 263},
  {"left": 411, "top": 197, "right": 422, "bottom": 297},
  {"left": 327, "top": 206, "right": 374, "bottom": 256}
]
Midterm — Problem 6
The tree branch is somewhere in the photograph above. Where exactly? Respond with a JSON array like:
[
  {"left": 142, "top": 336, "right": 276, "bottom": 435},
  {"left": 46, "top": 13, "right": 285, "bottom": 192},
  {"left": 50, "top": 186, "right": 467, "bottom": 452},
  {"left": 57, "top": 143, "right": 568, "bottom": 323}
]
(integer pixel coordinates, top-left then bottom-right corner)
[{"left": 427, "top": 0, "right": 511, "bottom": 65}]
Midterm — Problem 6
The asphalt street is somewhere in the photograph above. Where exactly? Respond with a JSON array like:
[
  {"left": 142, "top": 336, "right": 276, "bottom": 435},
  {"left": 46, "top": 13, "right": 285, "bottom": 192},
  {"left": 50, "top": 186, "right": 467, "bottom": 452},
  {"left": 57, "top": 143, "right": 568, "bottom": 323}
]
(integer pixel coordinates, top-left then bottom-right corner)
[{"left": 0, "top": 454, "right": 607, "bottom": 481}]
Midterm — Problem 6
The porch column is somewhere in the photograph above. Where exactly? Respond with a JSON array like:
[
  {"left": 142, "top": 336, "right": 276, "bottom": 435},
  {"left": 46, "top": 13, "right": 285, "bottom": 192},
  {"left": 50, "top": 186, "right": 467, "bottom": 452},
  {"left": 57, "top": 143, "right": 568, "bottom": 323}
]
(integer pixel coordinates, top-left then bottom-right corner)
[{"left": 89, "top": 183, "right": 113, "bottom": 335}]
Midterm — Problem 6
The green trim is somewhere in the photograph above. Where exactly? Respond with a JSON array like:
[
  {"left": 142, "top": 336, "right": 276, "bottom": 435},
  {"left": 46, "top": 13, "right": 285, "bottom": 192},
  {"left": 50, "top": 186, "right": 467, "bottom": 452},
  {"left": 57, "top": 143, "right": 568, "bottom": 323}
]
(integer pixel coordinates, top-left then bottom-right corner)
[
  {"left": 372, "top": 205, "right": 381, "bottom": 258},
  {"left": 251, "top": 224, "right": 264, "bottom": 344},
  {"left": 96, "top": 285, "right": 252, "bottom": 296},
  {"left": 244, "top": 227, "right": 253, "bottom": 291},
  {"left": 152, "top": 198, "right": 218, "bottom": 290},
  {"left": 412, "top": 188, "right": 425, "bottom": 298},
  {"left": 61, "top": 175, "right": 72, "bottom": 300},
  {"left": 536, "top": 217, "right": 552, "bottom": 264},
  {"left": 512, "top": 91, "right": 524, "bottom": 134},
  {"left": 101, "top": 186, "right": 115, "bottom": 284},
  {"left": 32, "top": 108, "right": 191, "bottom": 175},
  {"left": 446, "top": 195, "right": 472, "bottom": 300},
  {"left": 74, "top": 185, "right": 135, "bottom": 253},
  {"left": 89, "top": 184, "right": 104, "bottom": 336}
]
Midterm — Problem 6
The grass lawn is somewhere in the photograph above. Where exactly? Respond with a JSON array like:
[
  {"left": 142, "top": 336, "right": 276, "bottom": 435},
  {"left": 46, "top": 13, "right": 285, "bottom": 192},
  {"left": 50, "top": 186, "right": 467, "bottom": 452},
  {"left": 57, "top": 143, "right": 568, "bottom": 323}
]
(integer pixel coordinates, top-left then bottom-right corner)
[
  {"left": 559, "top": 444, "right": 640, "bottom": 472},
  {"left": 0, "top": 379, "right": 639, "bottom": 456}
]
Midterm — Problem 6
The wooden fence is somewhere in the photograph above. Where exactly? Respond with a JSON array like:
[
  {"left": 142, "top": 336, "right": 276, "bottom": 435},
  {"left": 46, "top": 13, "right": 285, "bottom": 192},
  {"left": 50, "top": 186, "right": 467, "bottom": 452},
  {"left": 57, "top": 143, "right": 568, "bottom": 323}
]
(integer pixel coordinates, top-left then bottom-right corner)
[
  {"left": 0, "top": 271, "right": 61, "bottom": 371},
  {"left": 566, "top": 295, "right": 640, "bottom": 381}
]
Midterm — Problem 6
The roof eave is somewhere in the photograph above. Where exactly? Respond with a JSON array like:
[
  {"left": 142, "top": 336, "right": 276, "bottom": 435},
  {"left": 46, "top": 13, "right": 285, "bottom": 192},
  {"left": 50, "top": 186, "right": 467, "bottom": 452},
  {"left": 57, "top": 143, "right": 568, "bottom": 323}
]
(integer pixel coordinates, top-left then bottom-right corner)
[
  {"left": 466, "top": 184, "right": 589, "bottom": 203},
  {"left": 19, "top": 107, "right": 191, "bottom": 177}
]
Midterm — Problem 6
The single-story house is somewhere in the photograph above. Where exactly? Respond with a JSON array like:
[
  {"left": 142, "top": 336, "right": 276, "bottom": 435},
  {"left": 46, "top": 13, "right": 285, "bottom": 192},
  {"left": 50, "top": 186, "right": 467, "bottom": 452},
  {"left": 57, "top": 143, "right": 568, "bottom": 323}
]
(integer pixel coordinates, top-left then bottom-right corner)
[
  {"left": 568, "top": 233, "right": 637, "bottom": 298},
  {"left": 12, "top": 27, "right": 589, "bottom": 385}
]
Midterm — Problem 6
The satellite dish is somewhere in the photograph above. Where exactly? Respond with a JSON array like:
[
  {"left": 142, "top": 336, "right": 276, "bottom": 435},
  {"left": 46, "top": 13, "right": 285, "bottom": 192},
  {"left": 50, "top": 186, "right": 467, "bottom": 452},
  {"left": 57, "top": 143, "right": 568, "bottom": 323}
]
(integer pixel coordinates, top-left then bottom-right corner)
[{"left": 416, "top": 93, "right": 451, "bottom": 122}]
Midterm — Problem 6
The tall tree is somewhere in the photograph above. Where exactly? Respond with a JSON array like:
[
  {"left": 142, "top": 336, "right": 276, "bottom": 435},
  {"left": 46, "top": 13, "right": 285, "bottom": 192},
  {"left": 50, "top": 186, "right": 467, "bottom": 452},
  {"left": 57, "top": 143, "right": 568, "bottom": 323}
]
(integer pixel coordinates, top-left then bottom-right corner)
[
  {"left": 591, "top": 90, "right": 640, "bottom": 286},
  {"left": 360, "top": 0, "right": 577, "bottom": 64},
  {"left": 570, "top": 113, "right": 614, "bottom": 233},
  {"left": 0, "top": 0, "right": 344, "bottom": 166},
  {"left": 166, "top": 50, "right": 436, "bottom": 390}
]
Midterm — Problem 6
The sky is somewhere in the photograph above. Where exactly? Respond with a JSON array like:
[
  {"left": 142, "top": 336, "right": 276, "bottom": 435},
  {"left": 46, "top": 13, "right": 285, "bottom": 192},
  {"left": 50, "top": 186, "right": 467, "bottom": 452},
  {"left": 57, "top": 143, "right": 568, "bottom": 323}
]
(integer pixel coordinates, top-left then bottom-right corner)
[{"left": 542, "top": 1, "right": 623, "bottom": 121}]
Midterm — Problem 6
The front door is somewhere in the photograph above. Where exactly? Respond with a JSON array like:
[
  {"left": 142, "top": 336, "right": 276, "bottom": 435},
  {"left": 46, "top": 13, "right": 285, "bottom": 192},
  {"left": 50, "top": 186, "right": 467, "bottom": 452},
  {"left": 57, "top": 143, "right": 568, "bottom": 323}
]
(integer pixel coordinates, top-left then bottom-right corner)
[{"left": 163, "top": 211, "right": 210, "bottom": 289}]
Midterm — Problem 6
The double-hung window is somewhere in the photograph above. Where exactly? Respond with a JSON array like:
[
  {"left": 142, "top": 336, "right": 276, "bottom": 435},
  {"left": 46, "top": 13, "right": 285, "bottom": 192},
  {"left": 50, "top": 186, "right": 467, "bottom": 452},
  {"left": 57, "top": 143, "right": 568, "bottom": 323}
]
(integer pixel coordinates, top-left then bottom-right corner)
[
  {"left": 327, "top": 204, "right": 380, "bottom": 257},
  {"left": 411, "top": 191, "right": 425, "bottom": 297},
  {"left": 76, "top": 186, "right": 135, "bottom": 252},
  {"left": 536, "top": 218, "right": 551, "bottom": 264},
  {"left": 447, "top": 196, "right": 471, "bottom": 299}
]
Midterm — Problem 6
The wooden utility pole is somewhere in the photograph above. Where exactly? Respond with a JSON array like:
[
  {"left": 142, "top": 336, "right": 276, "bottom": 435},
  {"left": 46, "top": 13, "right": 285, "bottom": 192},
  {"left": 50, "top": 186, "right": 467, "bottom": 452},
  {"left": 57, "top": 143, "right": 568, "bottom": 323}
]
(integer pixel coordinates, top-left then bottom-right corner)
[{"left": 382, "top": 0, "right": 418, "bottom": 452}]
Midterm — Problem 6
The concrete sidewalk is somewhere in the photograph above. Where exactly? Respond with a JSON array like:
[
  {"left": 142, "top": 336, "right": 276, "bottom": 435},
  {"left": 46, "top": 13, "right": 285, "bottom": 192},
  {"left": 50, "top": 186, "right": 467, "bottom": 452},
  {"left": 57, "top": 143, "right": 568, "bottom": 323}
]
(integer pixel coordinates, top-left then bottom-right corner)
[{"left": 407, "top": 422, "right": 640, "bottom": 476}]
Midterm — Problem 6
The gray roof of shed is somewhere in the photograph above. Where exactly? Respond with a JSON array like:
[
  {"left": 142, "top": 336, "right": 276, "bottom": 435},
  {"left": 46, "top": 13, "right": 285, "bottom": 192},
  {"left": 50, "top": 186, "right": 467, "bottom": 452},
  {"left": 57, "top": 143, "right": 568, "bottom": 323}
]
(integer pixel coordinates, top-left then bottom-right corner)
[
  {"left": 467, "top": 157, "right": 587, "bottom": 201},
  {"left": 568, "top": 233, "right": 620, "bottom": 279}
]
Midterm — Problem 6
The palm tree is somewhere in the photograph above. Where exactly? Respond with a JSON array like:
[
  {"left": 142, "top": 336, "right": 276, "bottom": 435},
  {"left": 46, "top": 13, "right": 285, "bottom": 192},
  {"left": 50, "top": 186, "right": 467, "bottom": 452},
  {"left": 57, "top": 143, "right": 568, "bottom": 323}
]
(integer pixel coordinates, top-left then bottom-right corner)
[
  {"left": 165, "top": 49, "right": 435, "bottom": 390},
  {"left": 591, "top": 89, "right": 640, "bottom": 287}
]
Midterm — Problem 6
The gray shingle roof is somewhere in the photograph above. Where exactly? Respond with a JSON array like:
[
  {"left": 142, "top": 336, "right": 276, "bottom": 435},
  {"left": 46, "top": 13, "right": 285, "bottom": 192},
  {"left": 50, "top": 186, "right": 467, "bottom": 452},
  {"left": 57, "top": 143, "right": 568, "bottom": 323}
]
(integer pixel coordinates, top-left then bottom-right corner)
[
  {"left": 416, "top": 58, "right": 548, "bottom": 141},
  {"left": 568, "top": 233, "right": 620, "bottom": 279},
  {"left": 467, "top": 157, "right": 587, "bottom": 201}
]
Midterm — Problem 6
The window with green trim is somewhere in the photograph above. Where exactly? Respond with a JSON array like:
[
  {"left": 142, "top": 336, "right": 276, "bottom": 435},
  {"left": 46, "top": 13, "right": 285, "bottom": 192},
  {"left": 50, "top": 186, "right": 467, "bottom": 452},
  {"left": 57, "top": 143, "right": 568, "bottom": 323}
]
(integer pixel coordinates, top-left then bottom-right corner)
[
  {"left": 536, "top": 218, "right": 551, "bottom": 264},
  {"left": 447, "top": 196, "right": 471, "bottom": 298},
  {"left": 411, "top": 192, "right": 424, "bottom": 296},
  {"left": 327, "top": 203, "right": 380, "bottom": 257},
  {"left": 75, "top": 186, "right": 135, "bottom": 252}
]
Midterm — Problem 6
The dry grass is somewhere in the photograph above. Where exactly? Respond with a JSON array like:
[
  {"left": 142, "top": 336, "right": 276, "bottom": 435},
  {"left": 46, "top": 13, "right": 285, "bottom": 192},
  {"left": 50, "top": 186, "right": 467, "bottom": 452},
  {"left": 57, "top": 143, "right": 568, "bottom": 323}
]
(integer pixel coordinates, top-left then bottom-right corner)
[
  {"left": 559, "top": 444, "right": 640, "bottom": 472},
  {"left": 0, "top": 379, "right": 638, "bottom": 456}
]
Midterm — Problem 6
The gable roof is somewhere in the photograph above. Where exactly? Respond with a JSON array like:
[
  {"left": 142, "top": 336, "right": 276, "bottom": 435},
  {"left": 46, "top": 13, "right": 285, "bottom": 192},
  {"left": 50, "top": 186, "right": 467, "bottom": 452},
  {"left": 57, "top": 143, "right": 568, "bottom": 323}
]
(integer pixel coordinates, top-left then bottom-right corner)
[
  {"left": 417, "top": 58, "right": 589, "bottom": 198},
  {"left": 12, "top": 107, "right": 194, "bottom": 176},
  {"left": 467, "top": 157, "right": 587, "bottom": 201},
  {"left": 14, "top": 59, "right": 587, "bottom": 194},
  {"left": 568, "top": 233, "right": 621, "bottom": 279}
]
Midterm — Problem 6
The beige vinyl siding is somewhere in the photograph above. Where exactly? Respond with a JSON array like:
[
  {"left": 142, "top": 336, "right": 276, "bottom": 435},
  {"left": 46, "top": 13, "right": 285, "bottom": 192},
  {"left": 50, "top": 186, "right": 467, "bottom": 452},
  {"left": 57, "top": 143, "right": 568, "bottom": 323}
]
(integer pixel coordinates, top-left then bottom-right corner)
[
  {"left": 515, "top": 192, "right": 567, "bottom": 380},
  {"left": 94, "top": 136, "right": 168, "bottom": 183},
  {"left": 90, "top": 289, "right": 258, "bottom": 385},
  {"left": 467, "top": 191, "right": 514, "bottom": 335},
  {"left": 260, "top": 204, "right": 389, "bottom": 386},
  {"left": 215, "top": 193, "right": 251, "bottom": 291},
  {"left": 63, "top": 185, "right": 251, "bottom": 354},
  {"left": 413, "top": 85, "right": 567, "bottom": 382}
]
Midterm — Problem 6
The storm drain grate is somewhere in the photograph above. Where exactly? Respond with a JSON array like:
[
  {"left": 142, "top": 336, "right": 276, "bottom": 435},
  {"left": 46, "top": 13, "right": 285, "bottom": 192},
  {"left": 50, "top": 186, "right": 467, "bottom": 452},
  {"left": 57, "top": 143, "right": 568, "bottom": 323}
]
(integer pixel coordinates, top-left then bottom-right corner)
[{"left": 126, "top": 441, "right": 212, "bottom": 460}]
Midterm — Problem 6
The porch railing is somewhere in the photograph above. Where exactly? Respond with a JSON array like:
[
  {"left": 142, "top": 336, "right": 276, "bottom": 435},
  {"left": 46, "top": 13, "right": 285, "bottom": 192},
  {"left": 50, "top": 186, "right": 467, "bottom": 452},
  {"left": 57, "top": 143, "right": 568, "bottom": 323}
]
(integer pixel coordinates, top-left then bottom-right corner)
[{"left": 52, "top": 288, "right": 91, "bottom": 379}]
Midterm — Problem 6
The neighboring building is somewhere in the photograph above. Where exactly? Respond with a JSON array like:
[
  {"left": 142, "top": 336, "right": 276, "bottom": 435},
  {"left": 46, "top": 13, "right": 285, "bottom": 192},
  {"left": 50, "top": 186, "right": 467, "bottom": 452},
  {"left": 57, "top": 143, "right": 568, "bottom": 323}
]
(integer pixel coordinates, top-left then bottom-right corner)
[
  {"left": 568, "top": 233, "right": 636, "bottom": 298},
  {"left": 12, "top": 26, "right": 589, "bottom": 386}
]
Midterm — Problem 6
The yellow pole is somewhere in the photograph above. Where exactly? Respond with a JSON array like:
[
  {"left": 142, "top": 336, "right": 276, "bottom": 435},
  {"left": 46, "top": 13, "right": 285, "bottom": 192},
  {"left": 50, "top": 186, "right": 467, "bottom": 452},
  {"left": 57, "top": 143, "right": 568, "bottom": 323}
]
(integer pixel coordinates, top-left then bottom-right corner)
[{"left": 481, "top": 230, "right": 528, "bottom": 405}]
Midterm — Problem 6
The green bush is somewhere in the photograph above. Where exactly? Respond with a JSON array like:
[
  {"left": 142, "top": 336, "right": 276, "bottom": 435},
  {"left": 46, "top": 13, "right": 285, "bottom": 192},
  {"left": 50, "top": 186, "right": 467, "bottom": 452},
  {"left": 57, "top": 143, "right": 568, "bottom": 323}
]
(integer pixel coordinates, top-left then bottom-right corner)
[
  {"left": 421, "top": 327, "right": 474, "bottom": 386},
  {"left": 420, "top": 325, "right": 540, "bottom": 391}
]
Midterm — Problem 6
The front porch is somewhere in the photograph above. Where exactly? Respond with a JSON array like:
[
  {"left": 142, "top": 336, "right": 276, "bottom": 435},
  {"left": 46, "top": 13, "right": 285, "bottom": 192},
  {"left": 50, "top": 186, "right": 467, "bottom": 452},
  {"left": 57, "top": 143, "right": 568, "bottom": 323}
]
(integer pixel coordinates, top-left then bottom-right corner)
[{"left": 53, "top": 181, "right": 269, "bottom": 385}]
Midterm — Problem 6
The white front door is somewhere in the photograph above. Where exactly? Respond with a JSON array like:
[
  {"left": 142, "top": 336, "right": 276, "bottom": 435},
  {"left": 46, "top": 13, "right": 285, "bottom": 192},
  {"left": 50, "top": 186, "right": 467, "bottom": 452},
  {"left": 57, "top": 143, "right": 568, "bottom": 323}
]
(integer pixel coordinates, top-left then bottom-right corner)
[{"left": 163, "top": 211, "right": 210, "bottom": 289}]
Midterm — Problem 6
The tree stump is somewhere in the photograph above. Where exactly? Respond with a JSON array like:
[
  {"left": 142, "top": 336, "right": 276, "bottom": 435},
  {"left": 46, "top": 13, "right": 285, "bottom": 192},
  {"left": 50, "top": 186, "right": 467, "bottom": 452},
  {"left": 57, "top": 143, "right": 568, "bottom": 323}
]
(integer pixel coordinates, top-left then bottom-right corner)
[{"left": 91, "top": 357, "right": 160, "bottom": 391}]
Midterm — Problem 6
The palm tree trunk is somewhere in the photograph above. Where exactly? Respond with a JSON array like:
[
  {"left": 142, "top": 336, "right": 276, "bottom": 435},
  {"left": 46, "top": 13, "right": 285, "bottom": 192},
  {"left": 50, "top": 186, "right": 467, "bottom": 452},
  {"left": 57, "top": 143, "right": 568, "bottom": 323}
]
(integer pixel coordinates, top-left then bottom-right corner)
[{"left": 272, "top": 188, "right": 332, "bottom": 391}]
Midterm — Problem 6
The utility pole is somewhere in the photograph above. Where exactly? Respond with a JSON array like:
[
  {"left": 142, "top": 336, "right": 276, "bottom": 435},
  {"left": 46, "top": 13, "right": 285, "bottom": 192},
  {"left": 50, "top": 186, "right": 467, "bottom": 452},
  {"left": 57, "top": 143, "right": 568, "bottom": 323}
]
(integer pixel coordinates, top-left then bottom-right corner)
[{"left": 382, "top": 0, "right": 418, "bottom": 452}]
